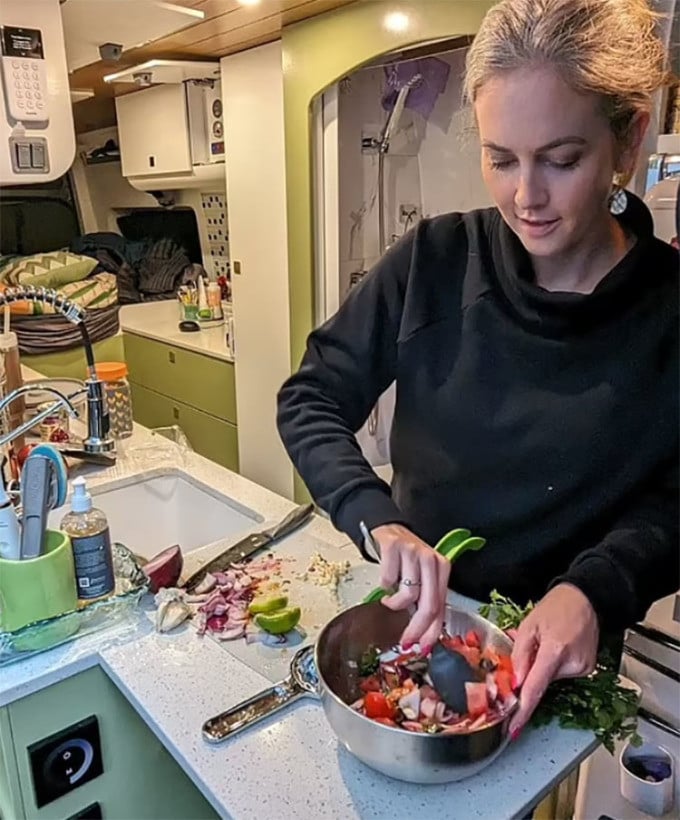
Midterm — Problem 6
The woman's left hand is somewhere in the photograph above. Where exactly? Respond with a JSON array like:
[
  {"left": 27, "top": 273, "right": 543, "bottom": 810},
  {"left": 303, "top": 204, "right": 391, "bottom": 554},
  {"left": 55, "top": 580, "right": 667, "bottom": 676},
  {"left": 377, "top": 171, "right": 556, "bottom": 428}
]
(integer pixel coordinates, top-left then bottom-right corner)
[{"left": 509, "top": 583, "right": 599, "bottom": 739}]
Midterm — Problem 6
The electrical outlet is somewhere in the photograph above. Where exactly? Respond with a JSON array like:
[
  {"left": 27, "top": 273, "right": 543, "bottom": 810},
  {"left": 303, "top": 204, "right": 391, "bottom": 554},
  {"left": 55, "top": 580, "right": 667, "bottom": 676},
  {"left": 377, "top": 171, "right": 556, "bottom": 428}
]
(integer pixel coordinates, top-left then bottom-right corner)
[{"left": 399, "top": 203, "right": 421, "bottom": 223}]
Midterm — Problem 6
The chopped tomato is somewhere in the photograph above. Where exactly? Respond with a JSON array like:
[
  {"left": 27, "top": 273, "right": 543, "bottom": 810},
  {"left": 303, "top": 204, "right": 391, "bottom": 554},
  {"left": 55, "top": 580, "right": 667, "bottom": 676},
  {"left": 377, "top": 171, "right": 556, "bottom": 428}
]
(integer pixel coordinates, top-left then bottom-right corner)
[
  {"left": 443, "top": 634, "right": 465, "bottom": 650},
  {"left": 359, "top": 675, "right": 382, "bottom": 693},
  {"left": 497, "top": 653, "right": 514, "bottom": 677},
  {"left": 465, "top": 681, "right": 489, "bottom": 719},
  {"left": 364, "top": 691, "right": 397, "bottom": 720},
  {"left": 454, "top": 644, "right": 482, "bottom": 668},
  {"left": 481, "top": 646, "right": 500, "bottom": 667},
  {"left": 372, "top": 716, "right": 398, "bottom": 727},
  {"left": 464, "top": 630, "right": 481, "bottom": 649},
  {"left": 441, "top": 635, "right": 481, "bottom": 666},
  {"left": 495, "top": 669, "right": 514, "bottom": 701}
]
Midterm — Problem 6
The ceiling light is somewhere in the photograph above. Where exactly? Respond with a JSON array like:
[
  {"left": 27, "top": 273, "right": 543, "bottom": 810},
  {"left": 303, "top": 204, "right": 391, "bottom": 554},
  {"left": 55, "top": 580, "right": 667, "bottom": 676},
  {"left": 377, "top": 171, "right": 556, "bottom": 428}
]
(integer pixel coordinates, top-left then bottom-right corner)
[
  {"left": 384, "top": 11, "right": 410, "bottom": 33},
  {"left": 239, "top": 0, "right": 262, "bottom": 6}
]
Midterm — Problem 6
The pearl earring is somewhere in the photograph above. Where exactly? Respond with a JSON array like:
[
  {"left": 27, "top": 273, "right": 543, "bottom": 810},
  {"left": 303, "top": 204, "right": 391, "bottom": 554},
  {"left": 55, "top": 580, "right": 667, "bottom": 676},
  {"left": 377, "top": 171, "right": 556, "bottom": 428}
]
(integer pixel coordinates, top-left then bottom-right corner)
[{"left": 609, "top": 186, "right": 628, "bottom": 215}]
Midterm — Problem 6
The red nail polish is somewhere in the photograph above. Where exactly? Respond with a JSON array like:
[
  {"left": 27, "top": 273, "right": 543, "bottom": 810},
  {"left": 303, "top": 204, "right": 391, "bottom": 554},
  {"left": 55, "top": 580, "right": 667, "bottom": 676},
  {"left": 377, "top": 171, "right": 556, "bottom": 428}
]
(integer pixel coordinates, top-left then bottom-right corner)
[
  {"left": 421, "top": 644, "right": 433, "bottom": 656},
  {"left": 401, "top": 642, "right": 413, "bottom": 651},
  {"left": 511, "top": 727, "right": 523, "bottom": 742}
]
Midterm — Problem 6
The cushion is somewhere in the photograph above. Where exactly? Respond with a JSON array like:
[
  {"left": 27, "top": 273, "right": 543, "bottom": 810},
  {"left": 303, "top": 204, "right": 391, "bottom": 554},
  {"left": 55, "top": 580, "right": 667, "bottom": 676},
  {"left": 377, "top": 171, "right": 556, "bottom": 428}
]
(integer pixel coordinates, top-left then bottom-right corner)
[
  {"left": 0, "top": 273, "right": 118, "bottom": 316},
  {"left": 0, "top": 250, "right": 98, "bottom": 289}
]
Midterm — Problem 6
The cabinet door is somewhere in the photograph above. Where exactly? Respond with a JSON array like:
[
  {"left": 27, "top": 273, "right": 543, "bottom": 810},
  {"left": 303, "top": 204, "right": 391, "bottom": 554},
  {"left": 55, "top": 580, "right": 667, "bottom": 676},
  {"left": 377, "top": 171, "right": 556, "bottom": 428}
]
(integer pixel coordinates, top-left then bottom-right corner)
[
  {"left": 124, "top": 333, "right": 237, "bottom": 424},
  {"left": 115, "top": 85, "right": 192, "bottom": 177},
  {"left": 7, "top": 667, "right": 217, "bottom": 819},
  {"left": 129, "top": 381, "right": 239, "bottom": 472}
]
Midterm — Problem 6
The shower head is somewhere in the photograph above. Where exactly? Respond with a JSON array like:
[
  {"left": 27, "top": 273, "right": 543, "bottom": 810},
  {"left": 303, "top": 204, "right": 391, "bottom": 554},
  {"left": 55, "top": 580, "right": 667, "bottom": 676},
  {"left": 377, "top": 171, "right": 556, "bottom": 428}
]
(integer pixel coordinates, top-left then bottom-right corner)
[{"left": 379, "top": 73, "right": 422, "bottom": 154}]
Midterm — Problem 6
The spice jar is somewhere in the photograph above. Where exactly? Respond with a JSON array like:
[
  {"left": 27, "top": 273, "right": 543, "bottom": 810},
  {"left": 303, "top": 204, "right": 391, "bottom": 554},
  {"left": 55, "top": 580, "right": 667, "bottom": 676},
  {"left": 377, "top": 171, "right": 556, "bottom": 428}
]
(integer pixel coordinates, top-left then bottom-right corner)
[
  {"left": 37, "top": 401, "right": 70, "bottom": 443},
  {"left": 95, "top": 362, "right": 134, "bottom": 440}
]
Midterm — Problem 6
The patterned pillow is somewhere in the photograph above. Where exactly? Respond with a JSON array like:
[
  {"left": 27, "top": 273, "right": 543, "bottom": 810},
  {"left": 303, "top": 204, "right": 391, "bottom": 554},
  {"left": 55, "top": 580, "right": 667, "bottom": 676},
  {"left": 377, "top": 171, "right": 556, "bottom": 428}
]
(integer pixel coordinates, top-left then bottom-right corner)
[
  {"left": 0, "top": 251, "right": 98, "bottom": 289},
  {"left": 0, "top": 273, "right": 118, "bottom": 316}
]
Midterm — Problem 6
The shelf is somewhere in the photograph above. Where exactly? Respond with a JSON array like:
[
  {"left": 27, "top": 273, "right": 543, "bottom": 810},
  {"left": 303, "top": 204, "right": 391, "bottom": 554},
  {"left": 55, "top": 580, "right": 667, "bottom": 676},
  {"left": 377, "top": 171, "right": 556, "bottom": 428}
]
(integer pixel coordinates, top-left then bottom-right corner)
[{"left": 104, "top": 59, "right": 220, "bottom": 87}]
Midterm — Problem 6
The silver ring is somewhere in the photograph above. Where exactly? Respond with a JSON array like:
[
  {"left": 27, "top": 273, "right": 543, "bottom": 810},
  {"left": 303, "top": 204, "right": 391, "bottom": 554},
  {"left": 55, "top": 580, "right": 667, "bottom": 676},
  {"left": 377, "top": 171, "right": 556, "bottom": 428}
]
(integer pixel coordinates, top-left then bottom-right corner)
[{"left": 400, "top": 578, "right": 421, "bottom": 588}]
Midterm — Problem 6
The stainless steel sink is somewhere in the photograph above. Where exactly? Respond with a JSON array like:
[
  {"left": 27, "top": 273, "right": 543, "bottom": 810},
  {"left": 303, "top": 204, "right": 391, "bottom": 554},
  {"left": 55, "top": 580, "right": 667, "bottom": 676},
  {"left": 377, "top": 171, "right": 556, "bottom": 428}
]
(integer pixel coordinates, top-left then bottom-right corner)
[{"left": 49, "top": 470, "right": 263, "bottom": 559}]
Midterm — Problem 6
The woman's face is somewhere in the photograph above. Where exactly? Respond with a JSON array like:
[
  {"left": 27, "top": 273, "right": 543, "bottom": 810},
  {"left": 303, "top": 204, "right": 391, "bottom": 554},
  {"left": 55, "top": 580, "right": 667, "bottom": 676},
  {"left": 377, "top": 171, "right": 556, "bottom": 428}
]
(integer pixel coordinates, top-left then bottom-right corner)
[{"left": 474, "top": 66, "right": 638, "bottom": 261}]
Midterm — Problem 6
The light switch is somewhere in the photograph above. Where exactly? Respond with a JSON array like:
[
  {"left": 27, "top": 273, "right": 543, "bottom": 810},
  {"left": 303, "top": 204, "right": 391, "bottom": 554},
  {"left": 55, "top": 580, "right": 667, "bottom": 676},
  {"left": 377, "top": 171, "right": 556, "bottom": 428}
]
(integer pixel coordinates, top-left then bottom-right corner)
[
  {"left": 30, "top": 141, "right": 45, "bottom": 169},
  {"left": 28, "top": 715, "right": 103, "bottom": 808},
  {"left": 15, "top": 142, "right": 32, "bottom": 169}
]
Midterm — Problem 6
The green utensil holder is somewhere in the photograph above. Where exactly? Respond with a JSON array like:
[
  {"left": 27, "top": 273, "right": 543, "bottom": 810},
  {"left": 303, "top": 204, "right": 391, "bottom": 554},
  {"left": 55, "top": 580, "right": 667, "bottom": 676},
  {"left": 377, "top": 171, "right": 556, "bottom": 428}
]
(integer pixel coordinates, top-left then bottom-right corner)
[{"left": 0, "top": 529, "right": 78, "bottom": 639}]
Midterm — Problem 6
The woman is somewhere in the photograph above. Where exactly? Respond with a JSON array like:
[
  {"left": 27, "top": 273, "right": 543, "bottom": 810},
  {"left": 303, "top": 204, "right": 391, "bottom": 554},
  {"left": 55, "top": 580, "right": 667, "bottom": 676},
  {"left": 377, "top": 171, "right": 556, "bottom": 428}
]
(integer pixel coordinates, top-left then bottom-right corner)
[{"left": 277, "top": 0, "right": 679, "bottom": 739}]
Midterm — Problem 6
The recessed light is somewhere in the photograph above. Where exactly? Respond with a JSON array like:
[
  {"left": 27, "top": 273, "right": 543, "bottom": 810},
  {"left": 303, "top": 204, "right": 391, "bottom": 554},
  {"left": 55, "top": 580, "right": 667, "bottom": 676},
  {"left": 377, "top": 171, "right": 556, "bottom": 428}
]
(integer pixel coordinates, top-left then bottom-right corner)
[{"left": 384, "top": 11, "right": 410, "bottom": 33}]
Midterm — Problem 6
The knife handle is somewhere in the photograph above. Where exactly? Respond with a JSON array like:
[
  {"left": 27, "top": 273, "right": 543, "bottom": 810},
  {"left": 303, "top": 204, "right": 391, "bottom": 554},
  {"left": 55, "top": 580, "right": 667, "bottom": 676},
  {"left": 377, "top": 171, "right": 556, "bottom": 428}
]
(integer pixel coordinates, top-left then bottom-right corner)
[{"left": 267, "top": 503, "right": 315, "bottom": 541}]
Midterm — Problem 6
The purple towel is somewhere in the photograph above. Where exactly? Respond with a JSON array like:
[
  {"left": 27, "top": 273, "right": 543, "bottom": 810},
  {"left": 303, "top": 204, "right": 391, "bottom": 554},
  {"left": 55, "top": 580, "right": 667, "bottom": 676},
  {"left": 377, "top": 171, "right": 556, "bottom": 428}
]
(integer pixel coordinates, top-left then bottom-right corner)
[{"left": 382, "top": 57, "right": 451, "bottom": 120}]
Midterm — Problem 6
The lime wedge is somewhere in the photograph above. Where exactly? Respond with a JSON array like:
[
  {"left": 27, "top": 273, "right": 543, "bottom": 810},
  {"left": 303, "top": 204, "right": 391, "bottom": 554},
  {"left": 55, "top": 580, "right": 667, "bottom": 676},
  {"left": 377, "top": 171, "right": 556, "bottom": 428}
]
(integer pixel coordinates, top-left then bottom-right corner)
[
  {"left": 254, "top": 606, "right": 301, "bottom": 635},
  {"left": 248, "top": 595, "right": 289, "bottom": 616}
]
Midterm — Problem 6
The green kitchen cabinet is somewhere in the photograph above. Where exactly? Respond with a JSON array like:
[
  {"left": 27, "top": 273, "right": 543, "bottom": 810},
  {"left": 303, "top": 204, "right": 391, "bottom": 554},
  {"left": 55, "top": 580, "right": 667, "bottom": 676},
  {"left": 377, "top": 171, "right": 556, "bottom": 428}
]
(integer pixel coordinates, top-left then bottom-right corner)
[
  {"left": 0, "top": 667, "right": 217, "bottom": 820},
  {"left": 22, "top": 336, "right": 126, "bottom": 381},
  {"left": 124, "top": 333, "right": 239, "bottom": 471},
  {"left": 130, "top": 382, "right": 239, "bottom": 471}
]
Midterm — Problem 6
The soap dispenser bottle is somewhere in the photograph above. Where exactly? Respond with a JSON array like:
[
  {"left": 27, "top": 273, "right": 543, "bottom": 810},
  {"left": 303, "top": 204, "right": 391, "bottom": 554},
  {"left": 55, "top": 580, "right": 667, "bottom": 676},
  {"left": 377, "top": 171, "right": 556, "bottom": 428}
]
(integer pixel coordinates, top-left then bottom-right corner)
[{"left": 61, "top": 477, "right": 114, "bottom": 604}]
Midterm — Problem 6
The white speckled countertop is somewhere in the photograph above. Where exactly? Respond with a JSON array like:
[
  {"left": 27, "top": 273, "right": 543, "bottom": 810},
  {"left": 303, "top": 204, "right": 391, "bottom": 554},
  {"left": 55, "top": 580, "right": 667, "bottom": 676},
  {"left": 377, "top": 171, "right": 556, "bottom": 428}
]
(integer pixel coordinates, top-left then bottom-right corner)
[
  {"left": 0, "top": 416, "right": 597, "bottom": 819},
  {"left": 120, "top": 300, "right": 234, "bottom": 362}
]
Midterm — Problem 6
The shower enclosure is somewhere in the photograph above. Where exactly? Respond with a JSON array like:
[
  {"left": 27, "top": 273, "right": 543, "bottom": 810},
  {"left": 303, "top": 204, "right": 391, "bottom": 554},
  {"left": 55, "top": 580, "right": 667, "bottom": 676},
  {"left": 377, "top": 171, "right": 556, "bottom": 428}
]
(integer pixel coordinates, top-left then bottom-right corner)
[{"left": 312, "top": 41, "right": 491, "bottom": 475}]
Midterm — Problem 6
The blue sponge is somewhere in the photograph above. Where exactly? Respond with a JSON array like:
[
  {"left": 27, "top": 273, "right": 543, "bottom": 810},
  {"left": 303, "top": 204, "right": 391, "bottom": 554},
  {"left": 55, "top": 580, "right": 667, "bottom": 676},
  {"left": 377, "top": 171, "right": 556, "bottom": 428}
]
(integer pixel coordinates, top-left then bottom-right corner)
[{"left": 26, "top": 444, "right": 68, "bottom": 509}]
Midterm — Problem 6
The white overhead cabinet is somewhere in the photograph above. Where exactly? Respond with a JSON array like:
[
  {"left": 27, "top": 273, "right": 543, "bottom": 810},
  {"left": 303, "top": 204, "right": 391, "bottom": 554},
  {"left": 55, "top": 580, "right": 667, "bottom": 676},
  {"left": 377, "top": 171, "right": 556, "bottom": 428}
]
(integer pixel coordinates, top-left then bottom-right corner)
[{"left": 115, "top": 84, "right": 192, "bottom": 178}]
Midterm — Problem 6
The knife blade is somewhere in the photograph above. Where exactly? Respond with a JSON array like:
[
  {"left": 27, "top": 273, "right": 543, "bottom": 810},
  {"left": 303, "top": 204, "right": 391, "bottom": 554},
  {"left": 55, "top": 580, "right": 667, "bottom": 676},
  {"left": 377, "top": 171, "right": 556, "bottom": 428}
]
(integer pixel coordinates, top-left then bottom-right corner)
[{"left": 182, "top": 503, "right": 315, "bottom": 592}]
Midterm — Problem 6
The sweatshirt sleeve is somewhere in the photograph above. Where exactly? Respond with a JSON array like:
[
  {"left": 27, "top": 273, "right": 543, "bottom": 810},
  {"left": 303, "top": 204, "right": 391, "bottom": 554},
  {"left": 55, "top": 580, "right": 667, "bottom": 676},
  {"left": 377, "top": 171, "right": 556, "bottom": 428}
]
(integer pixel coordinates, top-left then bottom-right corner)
[
  {"left": 551, "top": 457, "right": 679, "bottom": 632},
  {"left": 277, "top": 230, "right": 417, "bottom": 547}
]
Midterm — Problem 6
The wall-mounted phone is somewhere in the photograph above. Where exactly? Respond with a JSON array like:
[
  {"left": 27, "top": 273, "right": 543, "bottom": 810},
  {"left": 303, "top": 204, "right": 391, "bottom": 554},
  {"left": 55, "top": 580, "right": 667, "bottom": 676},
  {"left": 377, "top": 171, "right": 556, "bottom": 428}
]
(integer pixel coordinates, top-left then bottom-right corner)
[
  {"left": 0, "top": 0, "right": 74, "bottom": 184},
  {"left": 1, "top": 25, "right": 49, "bottom": 127}
]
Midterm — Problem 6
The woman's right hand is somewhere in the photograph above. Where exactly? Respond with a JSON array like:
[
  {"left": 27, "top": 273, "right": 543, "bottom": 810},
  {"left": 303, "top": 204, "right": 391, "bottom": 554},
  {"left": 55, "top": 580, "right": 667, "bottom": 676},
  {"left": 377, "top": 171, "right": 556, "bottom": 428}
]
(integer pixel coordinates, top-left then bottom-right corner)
[{"left": 371, "top": 523, "right": 451, "bottom": 651}]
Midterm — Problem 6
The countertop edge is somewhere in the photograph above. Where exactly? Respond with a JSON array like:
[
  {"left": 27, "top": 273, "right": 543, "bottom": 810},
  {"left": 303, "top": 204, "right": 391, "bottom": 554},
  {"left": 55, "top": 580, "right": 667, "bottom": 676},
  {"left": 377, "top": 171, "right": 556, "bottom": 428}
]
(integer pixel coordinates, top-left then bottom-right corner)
[{"left": 120, "top": 302, "right": 235, "bottom": 364}]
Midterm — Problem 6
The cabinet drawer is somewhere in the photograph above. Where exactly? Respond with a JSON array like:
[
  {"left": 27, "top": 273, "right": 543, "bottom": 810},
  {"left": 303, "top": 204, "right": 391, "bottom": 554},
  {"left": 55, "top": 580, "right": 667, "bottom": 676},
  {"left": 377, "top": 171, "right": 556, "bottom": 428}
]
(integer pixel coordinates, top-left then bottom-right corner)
[
  {"left": 124, "top": 333, "right": 236, "bottom": 424},
  {"left": 130, "top": 382, "right": 239, "bottom": 472}
]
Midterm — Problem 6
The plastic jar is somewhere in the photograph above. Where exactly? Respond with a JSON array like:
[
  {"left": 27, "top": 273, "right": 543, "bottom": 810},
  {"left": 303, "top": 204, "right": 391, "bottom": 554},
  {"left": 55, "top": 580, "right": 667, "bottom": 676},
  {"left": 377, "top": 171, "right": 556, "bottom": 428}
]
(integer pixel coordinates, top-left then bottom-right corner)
[{"left": 95, "top": 362, "right": 133, "bottom": 440}]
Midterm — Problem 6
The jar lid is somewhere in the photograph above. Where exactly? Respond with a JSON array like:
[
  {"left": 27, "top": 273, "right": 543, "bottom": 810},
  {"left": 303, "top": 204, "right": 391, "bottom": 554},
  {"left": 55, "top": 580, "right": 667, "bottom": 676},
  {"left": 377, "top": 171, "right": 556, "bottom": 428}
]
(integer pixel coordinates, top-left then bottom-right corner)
[{"left": 95, "top": 361, "right": 128, "bottom": 381}]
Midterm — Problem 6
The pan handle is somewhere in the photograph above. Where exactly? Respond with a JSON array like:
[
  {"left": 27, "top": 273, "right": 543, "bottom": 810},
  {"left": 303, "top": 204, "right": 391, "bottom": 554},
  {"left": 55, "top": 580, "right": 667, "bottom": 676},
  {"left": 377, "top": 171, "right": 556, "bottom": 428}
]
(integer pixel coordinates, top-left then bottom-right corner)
[{"left": 202, "top": 677, "right": 309, "bottom": 743}]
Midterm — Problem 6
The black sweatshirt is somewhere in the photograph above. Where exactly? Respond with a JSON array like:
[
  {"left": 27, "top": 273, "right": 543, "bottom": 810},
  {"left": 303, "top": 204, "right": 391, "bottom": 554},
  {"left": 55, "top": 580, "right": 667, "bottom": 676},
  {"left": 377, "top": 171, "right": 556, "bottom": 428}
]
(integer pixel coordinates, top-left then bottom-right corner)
[{"left": 277, "top": 196, "right": 679, "bottom": 632}]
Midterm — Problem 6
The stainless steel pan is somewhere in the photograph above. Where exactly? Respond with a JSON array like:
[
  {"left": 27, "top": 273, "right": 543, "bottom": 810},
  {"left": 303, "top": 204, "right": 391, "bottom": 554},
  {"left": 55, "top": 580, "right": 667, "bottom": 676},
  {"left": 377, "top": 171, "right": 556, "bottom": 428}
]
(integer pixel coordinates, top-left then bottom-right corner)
[{"left": 202, "top": 602, "right": 516, "bottom": 784}]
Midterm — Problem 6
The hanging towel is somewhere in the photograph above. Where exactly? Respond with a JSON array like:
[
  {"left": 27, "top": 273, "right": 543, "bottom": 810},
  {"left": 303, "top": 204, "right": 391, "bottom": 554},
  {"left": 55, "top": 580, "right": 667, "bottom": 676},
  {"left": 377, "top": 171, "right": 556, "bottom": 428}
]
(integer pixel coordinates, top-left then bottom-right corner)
[{"left": 381, "top": 57, "right": 451, "bottom": 120}]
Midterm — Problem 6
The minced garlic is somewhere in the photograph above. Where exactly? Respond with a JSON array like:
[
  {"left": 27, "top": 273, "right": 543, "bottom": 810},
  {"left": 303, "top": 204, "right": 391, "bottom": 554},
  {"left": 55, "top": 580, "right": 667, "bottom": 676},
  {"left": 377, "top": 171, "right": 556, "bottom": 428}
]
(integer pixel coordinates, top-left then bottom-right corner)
[{"left": 297, "top": 552, "right": 352, "bottom": 598}]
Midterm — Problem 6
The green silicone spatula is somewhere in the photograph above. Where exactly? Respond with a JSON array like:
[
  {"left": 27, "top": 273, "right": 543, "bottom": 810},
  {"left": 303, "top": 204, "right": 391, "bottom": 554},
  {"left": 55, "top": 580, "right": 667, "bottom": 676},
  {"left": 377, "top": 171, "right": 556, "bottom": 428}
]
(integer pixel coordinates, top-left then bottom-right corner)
[{"left": 362, "top": 526, "right": 486, "bottom": 604}]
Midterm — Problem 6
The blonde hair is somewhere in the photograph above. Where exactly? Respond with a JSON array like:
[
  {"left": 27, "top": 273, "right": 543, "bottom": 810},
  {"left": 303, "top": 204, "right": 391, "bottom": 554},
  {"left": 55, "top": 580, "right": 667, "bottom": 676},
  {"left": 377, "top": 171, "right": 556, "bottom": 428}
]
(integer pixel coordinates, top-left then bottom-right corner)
[{"left": 465, "top": 0, "right": 672, "bottom": 146}]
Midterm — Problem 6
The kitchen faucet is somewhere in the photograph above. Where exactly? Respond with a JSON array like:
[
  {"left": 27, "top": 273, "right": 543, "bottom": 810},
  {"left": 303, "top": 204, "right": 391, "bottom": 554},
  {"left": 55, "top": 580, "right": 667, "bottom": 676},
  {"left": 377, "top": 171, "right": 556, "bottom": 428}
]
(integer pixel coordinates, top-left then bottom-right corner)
[{"left": 0, "top": 286, "right": 115, "bottom": 462}]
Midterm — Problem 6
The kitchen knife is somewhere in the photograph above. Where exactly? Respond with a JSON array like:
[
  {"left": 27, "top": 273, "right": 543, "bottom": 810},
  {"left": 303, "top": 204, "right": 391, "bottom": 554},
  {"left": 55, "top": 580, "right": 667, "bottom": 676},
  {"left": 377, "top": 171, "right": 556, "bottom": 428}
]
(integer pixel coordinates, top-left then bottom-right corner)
[{"left": 182, "top": 503, "right": 315, "bottom": 592}]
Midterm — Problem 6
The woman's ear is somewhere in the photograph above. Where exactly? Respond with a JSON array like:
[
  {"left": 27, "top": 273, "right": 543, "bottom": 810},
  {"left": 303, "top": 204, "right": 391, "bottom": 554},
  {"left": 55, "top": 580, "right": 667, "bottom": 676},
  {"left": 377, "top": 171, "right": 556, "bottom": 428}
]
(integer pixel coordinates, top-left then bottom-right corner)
[{"left": 616, "top": 111, "right": 651, "bottom": 185}]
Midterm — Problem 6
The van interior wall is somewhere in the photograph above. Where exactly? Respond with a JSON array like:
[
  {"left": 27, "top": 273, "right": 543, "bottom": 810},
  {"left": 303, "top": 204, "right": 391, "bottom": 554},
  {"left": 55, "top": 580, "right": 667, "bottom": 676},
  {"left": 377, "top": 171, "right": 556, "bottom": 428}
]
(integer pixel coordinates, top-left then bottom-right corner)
[{"left": 71, "top": 125, "right": 225, "bottom": 270}]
